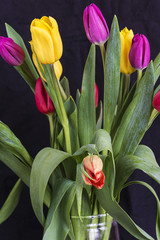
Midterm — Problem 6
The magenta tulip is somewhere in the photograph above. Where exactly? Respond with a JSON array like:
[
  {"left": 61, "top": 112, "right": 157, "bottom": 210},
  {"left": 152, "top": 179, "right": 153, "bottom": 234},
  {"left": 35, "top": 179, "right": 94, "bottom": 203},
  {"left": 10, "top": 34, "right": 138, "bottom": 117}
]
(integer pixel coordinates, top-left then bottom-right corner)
[
  {"left": 129, "top": 33, "right": 150, "bottom": 70},
  {"left": 35, "top": 77, "right": 55, "bottom": 115},
  {"left": 83, "top": 3, "right": 109, "bottom": 45},
  {"left": 0, "top": 37, "right": 25, "bottom": 66},
  {"left": 153, "top": 91, "right": 160, "bottom": 112}
]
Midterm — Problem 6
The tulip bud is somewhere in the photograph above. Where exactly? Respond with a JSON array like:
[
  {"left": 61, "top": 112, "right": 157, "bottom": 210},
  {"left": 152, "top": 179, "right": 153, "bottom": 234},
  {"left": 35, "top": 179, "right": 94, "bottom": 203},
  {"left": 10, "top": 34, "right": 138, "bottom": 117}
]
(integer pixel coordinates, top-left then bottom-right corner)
[
  {"left": 35, "top": 77, "right": 55, "bottom": 115},
  {"left": 120, "top": 27, "right": 135, "bottom": 75},
  {"left": 80, "top": 82, "right": 99, "bottom": 108},
  {"left": 95, "top": 82, "right": 99, "bottom": 108},
  {"left": 83, "top": 3, "right": 109, "bottom": 45},
  {"left": 153, "top": 91, "right": 160, "bottom": 112},
  {"left": 0, "top": 36, "right": 25, "bottom": 66},
  {"left": 129, "top": 33, "right": 150, "bottom": 70},
  {"left": 30, "top": 16, "right": 63, "bottom": 64},
  {"left": 82, "top": 155, "right": 105, "bottom": 189}
]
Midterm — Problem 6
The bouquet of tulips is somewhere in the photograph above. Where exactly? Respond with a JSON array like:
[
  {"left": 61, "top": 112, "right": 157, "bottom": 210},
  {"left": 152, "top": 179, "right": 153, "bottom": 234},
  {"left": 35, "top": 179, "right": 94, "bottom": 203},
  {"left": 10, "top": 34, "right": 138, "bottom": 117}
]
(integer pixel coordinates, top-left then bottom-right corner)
[{"left": 0, "top": 3, "right": 160, "bottom": 240}]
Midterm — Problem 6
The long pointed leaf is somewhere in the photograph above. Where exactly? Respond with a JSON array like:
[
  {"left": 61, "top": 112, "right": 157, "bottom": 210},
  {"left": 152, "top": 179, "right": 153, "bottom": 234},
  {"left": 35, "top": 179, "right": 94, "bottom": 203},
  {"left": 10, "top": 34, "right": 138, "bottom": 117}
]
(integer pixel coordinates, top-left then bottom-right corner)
[
  {"left": 103, "top": 15, "right": 121, "bottom": 133},
  {"left": 95, "top": 182, "right": 154, "bottom": 240},
  {"left": 78, "top": 44, "right": 96, "bottom": 145},
  {"left": 0, "top": 179, "right": 23, "bottom": 224}
]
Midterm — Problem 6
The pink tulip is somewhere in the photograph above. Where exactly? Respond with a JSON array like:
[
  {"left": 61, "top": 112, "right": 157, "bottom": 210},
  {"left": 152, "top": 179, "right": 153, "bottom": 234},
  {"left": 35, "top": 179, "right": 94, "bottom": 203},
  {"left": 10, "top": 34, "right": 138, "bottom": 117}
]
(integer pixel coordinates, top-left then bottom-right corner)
[
  {"left": 82, "top": 155, "right": 105, "bottom": 189},
  {"left": 35, "top": 77, "right": 55, "bottom": 115},
  {"left": 129, "top": 33, "right": 150, "bottom": 70},
  {"left": 0, "top": 37, "right": 25, "bottom": 66},
  {"left": 83, "top": 3, "right": 109, "bottom": 45}
]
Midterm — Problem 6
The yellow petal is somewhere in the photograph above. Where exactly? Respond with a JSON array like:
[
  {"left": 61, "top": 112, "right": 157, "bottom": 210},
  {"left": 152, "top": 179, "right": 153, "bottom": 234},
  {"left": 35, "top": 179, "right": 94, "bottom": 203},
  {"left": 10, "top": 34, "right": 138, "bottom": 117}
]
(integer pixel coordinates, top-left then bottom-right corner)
[
  {"left": 31, "top": 26, "right": 55, "bottom": 64},
  {"left": 54, "top": 61, "right": 63, "bottom": 80},
  {"left": 120, "top": 27, "right": 135, "bottom": 75}
]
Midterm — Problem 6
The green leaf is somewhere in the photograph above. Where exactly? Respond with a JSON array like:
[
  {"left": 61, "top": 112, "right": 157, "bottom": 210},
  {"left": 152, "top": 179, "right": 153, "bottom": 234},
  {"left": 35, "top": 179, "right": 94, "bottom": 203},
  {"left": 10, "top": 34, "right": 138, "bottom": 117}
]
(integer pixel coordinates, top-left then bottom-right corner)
[
  {"left": 5, "top": 23, "right": 38, "bottom": 92},
  {"left": 0, "top": 121, "right": 32, "bottom": 166},
  {"left": 78, "top": 44, "right": 96, "bottom": 146},
  {"left": 43, "top": 178, "right": 74, "bottom": 240},
  {"left": 103, "top": 15, "right": 121, "bottom": 133},
  {"left": 60, "top": 76, "right": 70, "bottom": 98},
  {"left": 113, "top": 62, "right": 154, "bottom": 158},
  {"left": 0, "top": 179, "right": 23, "bottom": 224},
  {"left": 43, "top": 182, "right": 76, "bottom": 240},
  {"left": 115, "top": 145, "right": 160, "bottom": 196},
  {"left": 95, "top": 182, "right": 154, "bottom": 240},
  {"left": 0, "top": 143, "right": 30, "bottom": 186},
  {"left": 72, "top": 144, "right": 98, "bottom": 163},
  {"left": 30, "top": 148, "right": 70, "bottom": 225},
  {"left": 58, "top": 97, "right": 80, "bottom": 153},
  {"left": 122, "top": 181, "right": 160, "bottom": 240},
  {"left": 75, "top": 164, "right": 84, "bottom": 219},
  {"left": 96, "top": 101, "right": 103, "bottom": 130}
]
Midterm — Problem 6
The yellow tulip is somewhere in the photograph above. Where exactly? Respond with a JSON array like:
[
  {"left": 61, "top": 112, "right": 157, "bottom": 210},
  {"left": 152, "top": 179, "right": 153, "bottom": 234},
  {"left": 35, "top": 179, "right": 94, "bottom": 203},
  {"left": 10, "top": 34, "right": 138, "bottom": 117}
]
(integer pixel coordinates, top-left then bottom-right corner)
[
  {"left": 30, "top": 40, "right": 62, "bottom": 81},
  {"left": 120, "top": 27, "right": 135, "bottom": 75},
  {"left": 30, "top": 16, "right": 63, "bottom": 64}
]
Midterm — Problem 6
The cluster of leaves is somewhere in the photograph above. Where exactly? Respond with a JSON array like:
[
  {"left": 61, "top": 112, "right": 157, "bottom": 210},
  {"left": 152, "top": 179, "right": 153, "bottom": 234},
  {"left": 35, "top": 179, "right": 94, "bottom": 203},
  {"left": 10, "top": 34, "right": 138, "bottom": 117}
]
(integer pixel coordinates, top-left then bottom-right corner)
[{"left": 0, "top": 16, "right": 160, "bottom": 240}]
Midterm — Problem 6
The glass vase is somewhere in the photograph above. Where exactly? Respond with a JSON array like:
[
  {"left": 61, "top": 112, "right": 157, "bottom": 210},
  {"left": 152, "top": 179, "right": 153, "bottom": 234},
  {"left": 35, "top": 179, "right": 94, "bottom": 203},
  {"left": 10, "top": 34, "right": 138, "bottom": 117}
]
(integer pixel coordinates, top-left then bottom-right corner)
[{"left": 70, "top": 213, "right": 120, "bottom": 240}]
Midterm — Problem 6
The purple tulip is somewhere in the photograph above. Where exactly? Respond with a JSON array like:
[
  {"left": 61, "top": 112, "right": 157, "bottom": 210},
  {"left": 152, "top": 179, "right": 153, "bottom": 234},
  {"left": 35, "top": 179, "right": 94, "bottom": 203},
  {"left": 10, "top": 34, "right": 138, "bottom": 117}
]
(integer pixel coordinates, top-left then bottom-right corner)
[
  {"left": 83, "top": 3, "right": 109, "bottom": 45},
  {"left": 0, "top": 36, "right": 25, "bottom": 66},
  {"left": 129, "top": 33, "right": 150, "bottom": 70}
]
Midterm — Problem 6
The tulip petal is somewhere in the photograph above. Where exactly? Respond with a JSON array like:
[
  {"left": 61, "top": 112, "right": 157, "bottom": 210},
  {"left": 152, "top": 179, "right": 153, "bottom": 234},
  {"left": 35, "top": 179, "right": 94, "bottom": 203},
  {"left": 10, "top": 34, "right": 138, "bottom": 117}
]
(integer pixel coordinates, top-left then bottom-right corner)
[
  {"left": 49, "top": 17, "right": 63, "bottom": 61},
  {"left": 120, "top": 27, "right": 135, "bottom": 74},
  {"left": 31, "top": 26, "right": 55, "bottom": 64},
  {"left": 142, "top": 35, "right": 150, "bottom": 69}
]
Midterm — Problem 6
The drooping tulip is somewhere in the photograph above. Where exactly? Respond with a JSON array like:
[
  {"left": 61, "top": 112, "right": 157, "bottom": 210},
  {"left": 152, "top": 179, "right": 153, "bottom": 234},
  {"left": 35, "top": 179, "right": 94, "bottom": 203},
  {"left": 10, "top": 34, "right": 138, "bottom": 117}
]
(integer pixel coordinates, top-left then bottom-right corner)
[
  {"left": 129, "top": 33, "right": 150, "bottom": 70},
  {"left": 35, "top": 77, "right": 55, "bottom": 115},
  {"left": 0, "top": 36, "right": 25, "bottom": 66},
  {"left": 83, "top": 3, "right": 109, "bottom": 45},
  {"left": 153, "top": 91, "right": 160, "bottom": 112},
  {"left": 120, "top": 27, "right": 135, "bottom": 74},
  {"left": 82, "top": 155, "right": 105, "bottom": 189},
  {"left": 30, "top": 16, "right": 63, "bottom": 64}
]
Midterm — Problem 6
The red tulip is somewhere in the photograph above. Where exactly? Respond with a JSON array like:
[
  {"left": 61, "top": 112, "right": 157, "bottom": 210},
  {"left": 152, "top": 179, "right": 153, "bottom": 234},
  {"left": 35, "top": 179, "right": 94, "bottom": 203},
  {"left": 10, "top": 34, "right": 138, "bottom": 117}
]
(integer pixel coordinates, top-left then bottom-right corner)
[
  {"left": 35, "top": 77, "right": 55, "bottom": 115},
  {"left": 153, "top": 91, "right": 160, "bottom": 112},
  {"left": 0, "top": 36, "right": 25, "bottom": 66},
  {"left": 81, "top": 82, "right": 99, "bottom": 108},
  {"left": 82, "top": 155, "right": 105, "bottom": 189}
]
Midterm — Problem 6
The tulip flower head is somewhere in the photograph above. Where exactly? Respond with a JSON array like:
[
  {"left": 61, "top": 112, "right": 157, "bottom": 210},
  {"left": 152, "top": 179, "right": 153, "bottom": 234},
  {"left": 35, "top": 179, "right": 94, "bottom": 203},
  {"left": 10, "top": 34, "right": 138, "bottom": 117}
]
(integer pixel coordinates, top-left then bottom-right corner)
[
  {"left": 30, "top": 16, "right": 63, "bottom": 64},
  {"left": 83, "top": 3, "right": 109, "bottom": 45},
  {"left": 129, "top": 33, "right": 150, "bottom": 70},
  {"left": 120, "top": 27, "right": 135, "bottom": 75},
  {"left": 153, "top": 91, "right": 160, "bottom": 112},
  {"left": 0, "top": 37, "right": 25, "bottom": 66},
  {"left": 82, "top": 155, "right": 105, "bottom": 189},
  {"left": 35, "top": 77, "right": 55, "bottom": 115}
]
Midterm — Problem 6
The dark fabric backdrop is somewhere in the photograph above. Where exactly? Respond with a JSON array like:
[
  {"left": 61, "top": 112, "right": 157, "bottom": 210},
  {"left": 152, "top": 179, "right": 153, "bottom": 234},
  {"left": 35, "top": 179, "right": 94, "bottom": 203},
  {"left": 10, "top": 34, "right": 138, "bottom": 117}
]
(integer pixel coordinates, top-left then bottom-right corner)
[{"left": 0, "top": 0, "right": 160, "bottom": 239}]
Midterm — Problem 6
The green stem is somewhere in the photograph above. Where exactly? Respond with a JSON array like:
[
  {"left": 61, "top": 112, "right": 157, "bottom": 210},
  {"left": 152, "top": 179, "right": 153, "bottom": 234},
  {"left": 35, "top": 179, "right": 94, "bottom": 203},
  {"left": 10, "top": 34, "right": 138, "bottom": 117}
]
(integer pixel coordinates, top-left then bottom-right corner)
[
  {"left": 99, "top": 44, "right": 105, "bottom": 68},
  {"left": 137, "top": 69, "right": 142, "bottom": 86},
  {"left": 50, "top": 65, "right": 72, "bottom": 154},
  {"left": 48, "top": 114, "right": 54, "bottom": 148},
  {"left": 104, "top": 214, "right": 113, "bottom": 240},
  {"left": 122, "top": 74, "right": 130, "bottom": 104}
]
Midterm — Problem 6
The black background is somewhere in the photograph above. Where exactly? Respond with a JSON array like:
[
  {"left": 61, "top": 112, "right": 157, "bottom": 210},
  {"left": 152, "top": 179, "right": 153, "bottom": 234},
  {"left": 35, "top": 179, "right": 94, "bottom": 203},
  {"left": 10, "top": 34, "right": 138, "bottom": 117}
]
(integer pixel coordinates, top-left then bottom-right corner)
[{"left": 0, "top": 0, "right": 160, "bottom": 239}]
